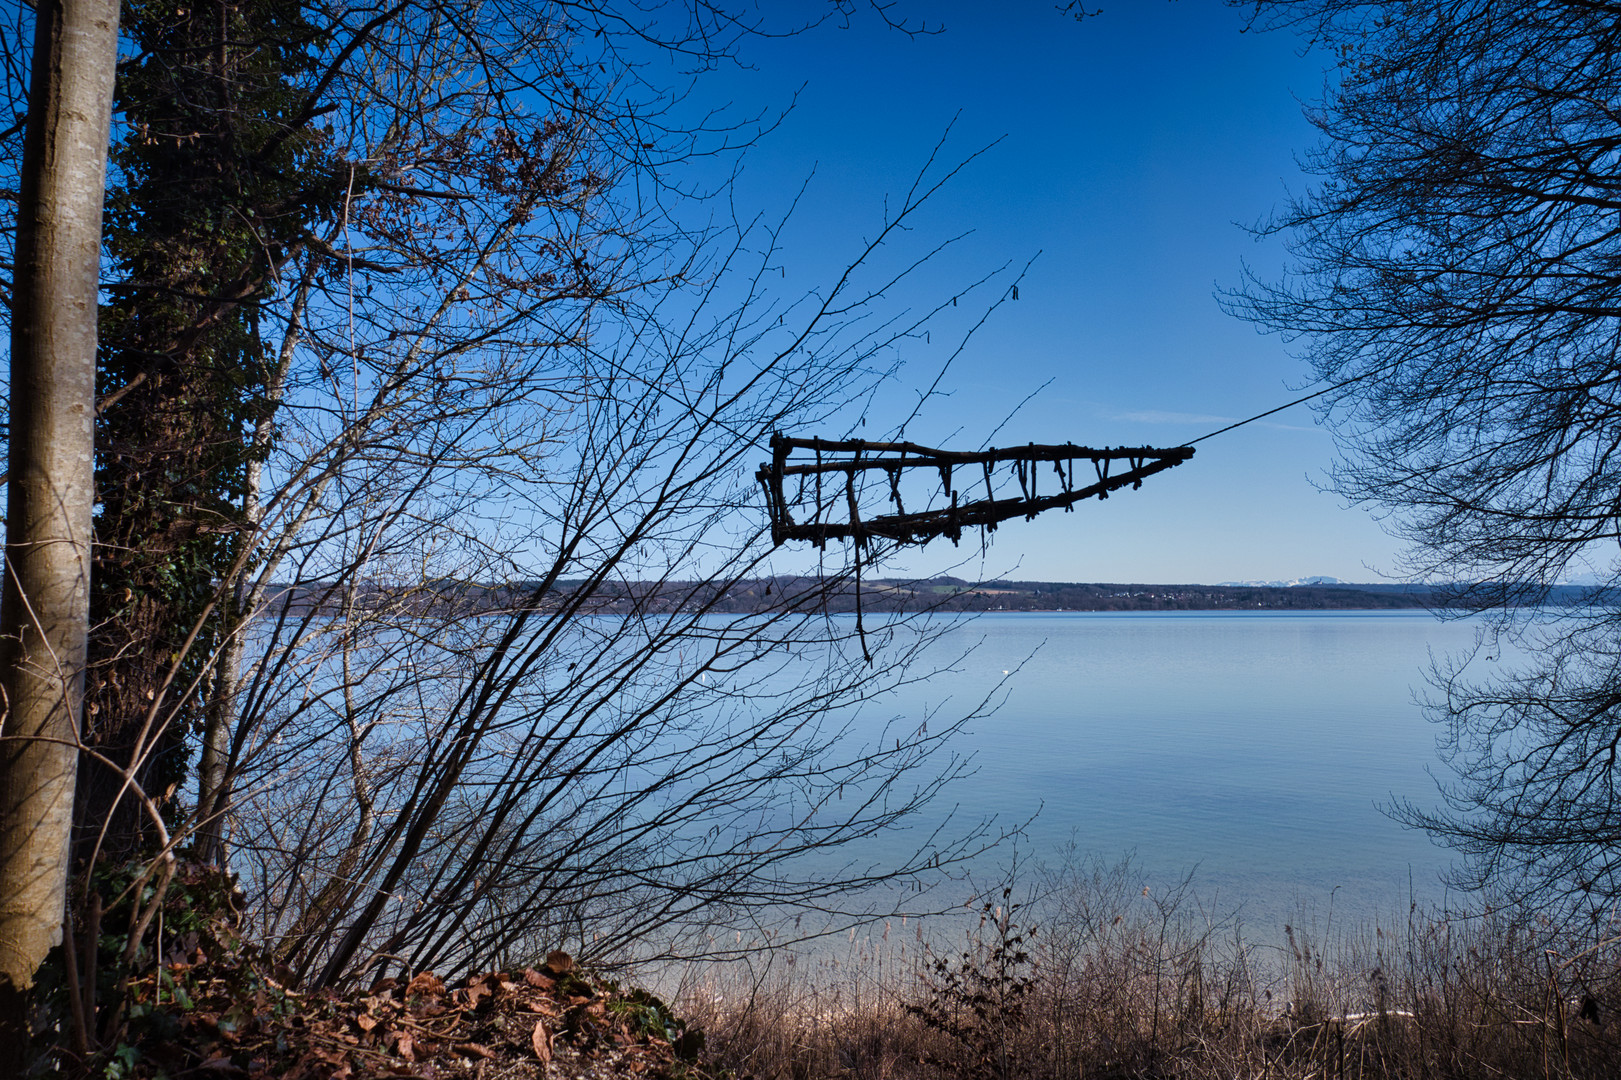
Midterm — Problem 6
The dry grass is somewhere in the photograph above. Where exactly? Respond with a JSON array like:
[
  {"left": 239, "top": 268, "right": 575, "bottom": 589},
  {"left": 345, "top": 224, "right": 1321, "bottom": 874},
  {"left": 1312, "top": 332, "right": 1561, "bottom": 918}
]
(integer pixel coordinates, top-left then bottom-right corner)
[{"left": 677, "top": 860, "right": 1621, "bottom": 1080}]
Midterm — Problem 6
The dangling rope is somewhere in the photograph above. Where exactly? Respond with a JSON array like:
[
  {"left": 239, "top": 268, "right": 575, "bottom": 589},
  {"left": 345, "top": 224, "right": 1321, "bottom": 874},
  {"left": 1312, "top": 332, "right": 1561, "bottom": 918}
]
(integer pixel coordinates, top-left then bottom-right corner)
[{"left": 853, "top": 540, "right": 872, "bottom": 665}]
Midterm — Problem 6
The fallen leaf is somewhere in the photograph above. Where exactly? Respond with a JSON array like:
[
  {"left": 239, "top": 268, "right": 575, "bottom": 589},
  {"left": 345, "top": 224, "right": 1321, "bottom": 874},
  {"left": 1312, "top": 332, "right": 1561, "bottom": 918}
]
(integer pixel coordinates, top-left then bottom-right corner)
[
  {"left": 544, "top": 950, "right": 575, "bottom": 974},
  {"left": 454, "top": 1042, "right": 494, "bottom": 1059},
  {"left": 406, "top": 972, "right": 446, "bottom": 998},
  {"left": 532, "top": 1020, "right": 552, "bottom": 1063}
]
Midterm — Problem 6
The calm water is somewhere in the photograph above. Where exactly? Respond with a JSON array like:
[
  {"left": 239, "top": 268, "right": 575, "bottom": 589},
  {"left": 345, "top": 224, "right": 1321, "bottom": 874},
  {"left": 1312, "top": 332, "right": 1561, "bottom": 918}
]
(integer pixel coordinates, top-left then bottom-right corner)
[{"left": 856, "top": 610, "right": 1495, "bottom": 930}]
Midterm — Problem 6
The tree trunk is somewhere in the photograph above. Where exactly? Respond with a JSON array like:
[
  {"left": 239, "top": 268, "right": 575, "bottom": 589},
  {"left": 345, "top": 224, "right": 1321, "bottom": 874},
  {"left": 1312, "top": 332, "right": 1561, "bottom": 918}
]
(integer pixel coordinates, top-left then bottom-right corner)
[{"left": 0, "top": 0, "right": 118, "bottom": 1069}]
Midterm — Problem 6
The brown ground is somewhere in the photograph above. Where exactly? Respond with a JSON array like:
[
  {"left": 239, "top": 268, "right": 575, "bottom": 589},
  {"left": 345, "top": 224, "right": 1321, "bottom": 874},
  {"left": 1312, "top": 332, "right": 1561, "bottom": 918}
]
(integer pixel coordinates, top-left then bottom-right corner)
[{"left": 115, "top": 947, "right": 702, "bottom": 1079}]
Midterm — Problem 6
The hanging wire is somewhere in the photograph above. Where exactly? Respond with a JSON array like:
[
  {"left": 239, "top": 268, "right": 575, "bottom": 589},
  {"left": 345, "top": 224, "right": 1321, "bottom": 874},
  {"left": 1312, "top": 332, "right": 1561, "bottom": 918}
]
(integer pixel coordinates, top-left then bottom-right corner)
[
  {"left": 1188, "top": 384, "right": 1340, "bottom": 445},
  {"left": 1189, "top": 358, "right": 1403, "bottom": 445}
]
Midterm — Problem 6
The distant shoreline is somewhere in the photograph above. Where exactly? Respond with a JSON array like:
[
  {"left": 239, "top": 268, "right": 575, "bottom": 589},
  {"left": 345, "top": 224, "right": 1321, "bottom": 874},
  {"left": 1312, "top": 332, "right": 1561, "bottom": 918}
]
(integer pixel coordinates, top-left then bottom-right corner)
[
  {"left": 265, "top": 577, "right": 1601, "bottom": 616},
  {"left": 788, "top": 579, "right": 1445, "bottom": 614},
  {"left": 588, "top": 577, "right": 1533, "bottom": 615},
  {"left": 904, "top": 579, "right": 1595, "bottom": 614}
]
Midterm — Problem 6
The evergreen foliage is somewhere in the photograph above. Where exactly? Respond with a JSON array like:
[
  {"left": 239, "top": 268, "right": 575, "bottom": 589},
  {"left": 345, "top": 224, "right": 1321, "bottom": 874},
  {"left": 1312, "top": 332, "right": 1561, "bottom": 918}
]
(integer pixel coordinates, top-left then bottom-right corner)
[{"left": 87, "top": 0, "right": 356, "bottom": 858}]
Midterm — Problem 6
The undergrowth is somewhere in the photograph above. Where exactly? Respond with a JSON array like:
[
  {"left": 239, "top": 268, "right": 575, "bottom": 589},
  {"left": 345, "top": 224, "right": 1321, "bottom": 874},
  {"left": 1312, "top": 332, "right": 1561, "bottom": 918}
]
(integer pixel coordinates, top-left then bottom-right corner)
[
  {"left": 682, "top": 859, "right": 1621, "bottom": 1080},
  {"left": 24, "top": 854, "right": 1621, "bottom": 1079}
]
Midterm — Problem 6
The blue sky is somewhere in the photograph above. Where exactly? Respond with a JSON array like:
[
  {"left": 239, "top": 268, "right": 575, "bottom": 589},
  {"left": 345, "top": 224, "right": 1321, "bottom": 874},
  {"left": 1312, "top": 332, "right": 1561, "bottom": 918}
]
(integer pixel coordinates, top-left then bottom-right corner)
[{"left": 687, "top": 2, "right": 1409, "bottom": 585}]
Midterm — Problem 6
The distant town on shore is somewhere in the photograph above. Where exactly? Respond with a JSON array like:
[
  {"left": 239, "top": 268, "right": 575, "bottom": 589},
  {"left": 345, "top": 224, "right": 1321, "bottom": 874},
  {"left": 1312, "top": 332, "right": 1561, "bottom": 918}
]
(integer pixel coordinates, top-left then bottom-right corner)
[
  {"left": 680, "top": 577, "right": 1456, "bottom": 614},
  {"left": 270, "top": 576, "right": 1604, "bottom": 617}
]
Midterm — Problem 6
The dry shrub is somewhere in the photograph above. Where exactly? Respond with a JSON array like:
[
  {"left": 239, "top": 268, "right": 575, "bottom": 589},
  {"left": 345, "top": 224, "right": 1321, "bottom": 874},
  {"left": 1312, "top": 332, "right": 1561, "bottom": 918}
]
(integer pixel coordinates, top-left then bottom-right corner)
[
  {"left": 682, "top": 861, "right": 1621, "bottom": 1080},
  {"left": 1030, "top": 854, "right": 1264, "bottom": 1080},
  {"left": 1269, "top": 903, "right": 1621, "bottom": 1080},
  {"left": 677, "top": 930, "right": 935, "bottom": 1080},
  {"left": 906, "top": 888, "right": 1040, "bottom": 1080}
]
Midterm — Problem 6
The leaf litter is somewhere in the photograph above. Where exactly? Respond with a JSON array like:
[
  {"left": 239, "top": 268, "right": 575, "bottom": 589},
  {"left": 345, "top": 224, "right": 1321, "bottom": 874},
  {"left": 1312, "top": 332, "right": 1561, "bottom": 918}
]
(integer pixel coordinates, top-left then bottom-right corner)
[{"left": 114, "top": 944, "right": 705, "bottom": 1079}]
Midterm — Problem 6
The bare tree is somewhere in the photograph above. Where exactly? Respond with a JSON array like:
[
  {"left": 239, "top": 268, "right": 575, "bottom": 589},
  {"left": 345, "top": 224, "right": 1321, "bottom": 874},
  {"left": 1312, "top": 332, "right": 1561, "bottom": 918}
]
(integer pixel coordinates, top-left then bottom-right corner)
[
  {"left": 1230, "top": 0, "right": 1621, "bottom": 915},
  {"left": 0, "top": 0, "right": 118, "bottom": 1068},
  {"left": 213, "top": 115, "right": 1015, "bottom": 984},
  {"left": 0, "top": 2, "right": 1022, "bottom": 1035}
]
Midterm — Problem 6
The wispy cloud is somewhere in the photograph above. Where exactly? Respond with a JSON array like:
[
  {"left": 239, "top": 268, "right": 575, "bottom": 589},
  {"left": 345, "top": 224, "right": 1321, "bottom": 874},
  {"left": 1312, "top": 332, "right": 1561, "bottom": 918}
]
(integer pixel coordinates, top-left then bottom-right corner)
[
  {"left": 1115, "top": 410, "right": 1236, "bottom": 426},
  {"left": 1113, "top": 410, "right": 1324, "bottom": 436}
]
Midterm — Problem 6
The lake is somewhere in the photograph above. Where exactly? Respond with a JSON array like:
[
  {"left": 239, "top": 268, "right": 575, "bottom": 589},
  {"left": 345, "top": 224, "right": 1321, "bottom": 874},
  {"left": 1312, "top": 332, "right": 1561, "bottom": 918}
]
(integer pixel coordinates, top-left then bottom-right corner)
[{"left": 847, "top": 609, "right": 1495, "bottom": 933}]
